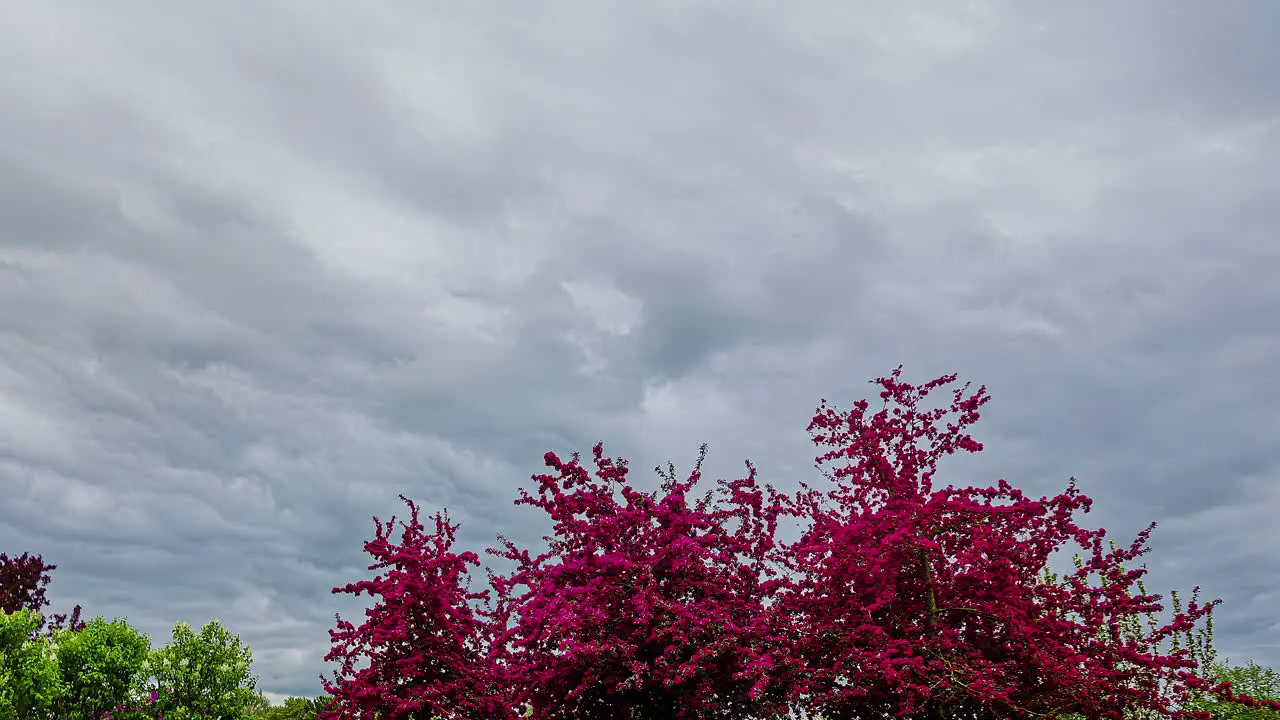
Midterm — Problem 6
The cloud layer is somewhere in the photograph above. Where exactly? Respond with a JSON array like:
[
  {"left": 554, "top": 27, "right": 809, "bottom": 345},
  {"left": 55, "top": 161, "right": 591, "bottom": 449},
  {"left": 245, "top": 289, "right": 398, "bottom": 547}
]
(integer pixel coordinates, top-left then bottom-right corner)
[{"left": 2, "top": 0, "right": 1277, "bottom": 702}]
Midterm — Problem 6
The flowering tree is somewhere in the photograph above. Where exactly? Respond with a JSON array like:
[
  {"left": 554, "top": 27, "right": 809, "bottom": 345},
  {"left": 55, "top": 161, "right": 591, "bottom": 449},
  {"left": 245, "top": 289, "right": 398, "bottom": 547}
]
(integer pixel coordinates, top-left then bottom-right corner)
[
  {"left": 320, "top": 505, "right": 510, "bottom": 720},
  {"left": 772, "top": 368, "right": 1280, "bottom": 720},
  {"left": 484, "top": 442, "right": 798, "bottom": 720},
  {"left": 144, "top": 619, "right": 260, "bottom": 720},
  {"left": 320, "top": 442, "right": 799, "bottom": 720},
  {"left": 319, "top": 367, "right": 1280, "bottom": 720},
  {"left": 1045, "top": 553, "right": 1279, "bottom": 720}
]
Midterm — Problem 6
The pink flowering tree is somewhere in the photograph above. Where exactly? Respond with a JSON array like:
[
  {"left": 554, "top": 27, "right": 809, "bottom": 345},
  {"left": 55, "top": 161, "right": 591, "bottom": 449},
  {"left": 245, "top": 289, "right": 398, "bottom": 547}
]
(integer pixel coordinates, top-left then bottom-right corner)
[
  {"left": 320, "top": 504, "right": 513, "bottom": 720},
  {"left": 484, "top": 442, "right": 799, "bottom": 720},
  {"left": 318, "top": 367, "right": 1280, "bottom": 720},
  {"left": 1041, "top": 545, "right": 1220, "bottom": 720},
  {"left": 770, "top": 367, "right": 1280, "bottom": 720}
]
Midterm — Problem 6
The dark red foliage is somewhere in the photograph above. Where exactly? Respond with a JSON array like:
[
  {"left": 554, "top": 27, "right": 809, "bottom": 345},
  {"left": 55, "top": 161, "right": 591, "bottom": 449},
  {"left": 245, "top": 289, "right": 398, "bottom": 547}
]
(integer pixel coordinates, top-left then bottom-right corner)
[{"left": 0, "top": 551, "right": 85, "bottom": 639}]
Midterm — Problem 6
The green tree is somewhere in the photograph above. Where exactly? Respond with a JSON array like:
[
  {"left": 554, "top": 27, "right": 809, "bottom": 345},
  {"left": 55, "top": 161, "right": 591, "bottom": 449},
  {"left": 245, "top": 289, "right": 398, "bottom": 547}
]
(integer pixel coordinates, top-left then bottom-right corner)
[
  {"left": 243, "top": 689, "right": 273, "bottom": 720},
  {"left": 0, "top": 609, "right": 67, "bottom": 720},
  {"left": 303, "top": 695, "right": 337, "bottom": 720},
  {"left": 144, "top": 619, "right": 260, "bottom": 720},
  {"left": 264, "top": 695, "right": 338, "bottom": 720},
  {"left": 48, "top": 615, "right": 152, "bottom": 720},
  {"left": 1184, "top": 661, "right": 1280, "bottom": 720}
]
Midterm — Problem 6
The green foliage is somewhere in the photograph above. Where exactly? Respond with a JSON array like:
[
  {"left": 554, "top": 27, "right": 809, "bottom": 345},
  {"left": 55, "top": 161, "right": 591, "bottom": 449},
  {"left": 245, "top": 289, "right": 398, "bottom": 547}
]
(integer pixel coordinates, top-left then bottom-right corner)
[
  {"left": 0, "top": 609, "right": 67, "bottom": 720},
  {"left": 1184, "top": 660, "right": 1280, "bottom": 720},
  {"left": 143, "top": 619, "right": 260, "bottom": 720},
  {"left": 49, "top": 615, "right": 152, "bottom": 720},
  {"left": 263, "top": 694, "right": 335, "bottom": 720},
  {"left": 243, "top": 689, "right": 273, "bottom": 720}
]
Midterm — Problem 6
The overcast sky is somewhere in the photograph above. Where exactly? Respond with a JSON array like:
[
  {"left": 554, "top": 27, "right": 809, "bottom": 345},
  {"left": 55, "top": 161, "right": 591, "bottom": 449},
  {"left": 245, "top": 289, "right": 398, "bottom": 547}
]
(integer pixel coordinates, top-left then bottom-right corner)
[{"left": 1, "top": 0, "right": 1277, "bottom": 705}]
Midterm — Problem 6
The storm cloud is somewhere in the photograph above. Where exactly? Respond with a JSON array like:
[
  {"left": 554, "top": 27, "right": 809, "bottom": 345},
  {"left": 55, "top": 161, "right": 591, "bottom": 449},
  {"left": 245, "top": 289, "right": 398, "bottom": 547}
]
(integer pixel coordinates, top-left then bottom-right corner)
[{"left": 1, "top": 0, "right": 1277, "bottom": 701}]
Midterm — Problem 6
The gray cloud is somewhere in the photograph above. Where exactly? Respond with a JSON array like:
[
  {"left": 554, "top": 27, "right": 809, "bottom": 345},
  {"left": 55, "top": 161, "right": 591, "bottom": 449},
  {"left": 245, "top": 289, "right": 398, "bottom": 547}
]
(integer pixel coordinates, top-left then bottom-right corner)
[{"left": 1, "top": 0, "right": 1276, "bottom": 702}]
